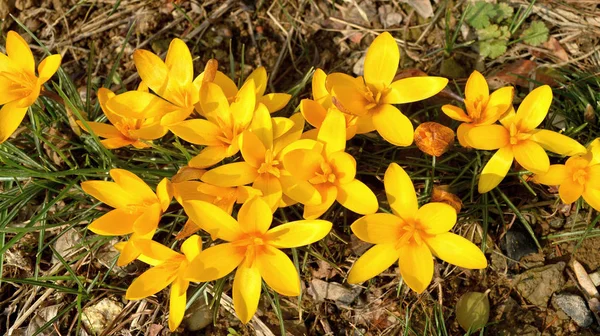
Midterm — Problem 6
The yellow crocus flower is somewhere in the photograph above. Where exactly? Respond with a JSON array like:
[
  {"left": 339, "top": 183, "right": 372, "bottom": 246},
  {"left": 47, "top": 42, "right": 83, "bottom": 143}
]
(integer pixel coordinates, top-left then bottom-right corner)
[
  {"left": 347, "top": 163, "right": 487, "bottom": 293},
  {"left": 464, "top": 85, "right": 587, "bottom": 193},
  {"left": 533, "top": 139, "right": 600, "bottom": 210},
  {"left": 326, "top": 32, "right": 448, "bottom": 146},
  {"left": 441, "top": 70, "right": 514, "bottom": 147},
  {"left": 133, "top": 38, "right": 199, "bottom": 126},
  {"left": 201, "top": 107, "right": 321, "bottom": 211},
  {"left": 81, "top": 169, "right": 173, "bottom": 265},
  {"left": 78, "top": 87, "right": 176, "bottom": 149},
  {"left": 168, "top": 81, "right": 256, "bottom": 168},
  {"left": 0, "top": 31, "right": 61, "bottom": 143},
  {"left": 118, "top": 235, "right": 202, "bottom": 332},
  {"left": 283, "top": 108, "right": 379, "bottom": 219},
  {"left": 183, "top": 197, "right": 332, "bottom": 323}
]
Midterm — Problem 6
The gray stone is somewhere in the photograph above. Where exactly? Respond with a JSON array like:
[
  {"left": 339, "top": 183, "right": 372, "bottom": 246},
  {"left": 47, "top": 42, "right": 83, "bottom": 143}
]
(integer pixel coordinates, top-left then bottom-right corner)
[
  {"left": 81, "top": 298, "right": 123, "bottom": 334},
  {"left": 548, "top": 217, "right": 565, "bottom": 229},
  {"left": 515, "top": 262, "right": 566, "bottom": 307},
  {"left": 589, "top": 271, "right": 600, "bottom": 287},
  {"left": 308, "top": 279, "right": 362, "bottom": 307},
  {"left": 185, "top": 297, "right": 212, "bottom": 331},
  {"left": 502, "top": 229, "right": 538, "bottom": 262},
  {"left": 552, "top": 294, "right": 594, "bottom": 328}
]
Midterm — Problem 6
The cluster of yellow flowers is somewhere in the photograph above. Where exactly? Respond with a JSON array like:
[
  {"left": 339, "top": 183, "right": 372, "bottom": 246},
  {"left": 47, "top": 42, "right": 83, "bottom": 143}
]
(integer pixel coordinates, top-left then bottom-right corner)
[{"left": 2, "top": 30, "right": 598, "bottom": 331}]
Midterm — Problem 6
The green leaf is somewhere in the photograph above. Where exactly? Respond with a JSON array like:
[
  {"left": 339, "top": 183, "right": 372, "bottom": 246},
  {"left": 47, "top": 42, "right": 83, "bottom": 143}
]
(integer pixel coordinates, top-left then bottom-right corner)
[
  {"left": 479, "top": 40, "right": 508, "bottom": 59},
  {"left": 477, "top": 25, "right": 510, "bottom": 40},
  {"left": 522, "top": 21, "right": 549, "bottom": 46},
  {"left": 477, "top": 25, "right": 509, "bottom": 59},
  {"left": 495, "top": 3, "right": 514, "bottom": 22},
  {"left": 466, "top": 2, "right": 497, "bottom": 29}
]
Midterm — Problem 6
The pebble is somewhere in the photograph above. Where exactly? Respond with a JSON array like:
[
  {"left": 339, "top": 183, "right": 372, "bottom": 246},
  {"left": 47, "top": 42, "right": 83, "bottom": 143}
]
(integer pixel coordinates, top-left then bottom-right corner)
[
  {"left": 514, "top": 262, "right": 566, "bottom": 307},
  {"left": 552, "top": 293, "right": 594, "bottom": 328}
]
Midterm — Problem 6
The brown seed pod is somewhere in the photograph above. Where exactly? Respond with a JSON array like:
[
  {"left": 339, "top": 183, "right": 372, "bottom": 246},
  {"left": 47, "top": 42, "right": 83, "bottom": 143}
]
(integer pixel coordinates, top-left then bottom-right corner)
[
  {"left": 202, "top": 59, "right": 218, "bottom": 83},
  {"left": 414, "top": 122, "right": 455, "bottom": 157},
  {"left": 431, "top": 185, "right": 462, "bottom": 213}
]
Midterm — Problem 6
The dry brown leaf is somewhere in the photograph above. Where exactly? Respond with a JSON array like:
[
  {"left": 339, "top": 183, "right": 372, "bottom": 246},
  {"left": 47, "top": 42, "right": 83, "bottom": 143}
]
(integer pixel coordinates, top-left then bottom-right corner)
[
  {"left": 488, "top": 60, "right": 537, "bottom": 89},
  {"left": 543, "top": 37, "right": 569, "bottom": 62},
  {"left": 432, "top": 185, "right": 462, "bottom": 213},
  {"left": 414, "top": 122, "right": 455, "bottom": 157},
  {"left": 203, "top": 59, "right": 218, "bottom": 83}
]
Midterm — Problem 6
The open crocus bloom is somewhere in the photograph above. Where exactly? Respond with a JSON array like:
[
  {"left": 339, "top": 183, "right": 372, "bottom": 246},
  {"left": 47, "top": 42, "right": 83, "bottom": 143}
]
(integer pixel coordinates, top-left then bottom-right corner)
[
  {"left": 195, "top": 65, "right": 291, "bottom": 114},
  {"left": 347, "top": 163, "right": 487, "bottom": 293},
  {"left": 441, "top": 70, "right": 514, "bottom": 147},
  {"left": 133, "top": 38, "right": 199, "bottom": 126},
  {"left": 533, "top": 139, "right": 600, "bottom": 210},
  {"left": 201, "top": 107, "right": 321, "bottom": 211},
  {"left": 81, "top": 169, "right": 173, "bottom": 265},
  {"left": 283, "top": 108, "right": 379, "bottom": 219},
  {"left": 183, "top": 197, "right": 332, "bottom": 323},
  {"left": 78, "top": 87, "right": 176, "bottom": 149},
  {"left": 118, "top": 235, "right": 202, "bottom": 332},
  {"left": 0, "top": 31, "right": 61, "bottom": 143},
  {"left": 465, "top": 85, "right": 587, "bottom": 193},
  {"left": 325, "top": 32, "right": 447, "bottom": 146},
  {"left": 169, "top": 81, "right": 257, "bottom": 168}
]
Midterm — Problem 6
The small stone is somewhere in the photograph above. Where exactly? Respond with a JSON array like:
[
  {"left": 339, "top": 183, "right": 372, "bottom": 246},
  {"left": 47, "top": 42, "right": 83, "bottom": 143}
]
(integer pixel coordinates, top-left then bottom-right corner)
[
  {"left": 514, "top": 262, "right": 566, "bottom": 307},
  {"left": 548, "top": 217, "right": 565, "bottom": 229},
  {"left": 552, "top": 294, "right": 594, "bottom": 328},
  {"left": 589, "top": 271, "right": 600, "bottom": 287},
  {"left": 501, "top": 228, "right": 538, "bottom": 262},
  {"left": 81, "top": 298, "right": 123, "bottom": 334},
  {"left": 52, "top": 228, "right": 82, "bottom": 264},
  {"left": 185, "top": 297, "right": 212, "bottom": 331},
  {"left": 308, "top": 279, "right": 362, "bottom": 307},
  {"left": 352, "top": 54, "right": 366, "bottom": 76}
]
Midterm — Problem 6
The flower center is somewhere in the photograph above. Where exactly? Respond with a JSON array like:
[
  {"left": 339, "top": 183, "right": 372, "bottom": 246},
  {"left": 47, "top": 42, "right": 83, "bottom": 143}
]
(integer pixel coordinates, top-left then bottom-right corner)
[
  {"left": 233, "top": 233, "right": 269, "bottom": 266},
  {"left": 395, "top": 219, "right": 430, "bottom": 248},
  {"left": 572, "top": 168, "right": 588, "bottom": 185},
  {"left": 467, "top": 96, "right": 489, "bottom": 122},
  {"left": 258, "top": 149, "right": 280, "bottom": 177},
  {"left": 508, "top": 123, "right": 531, "bottom": 145},
  {"left": 309, "top": 161, "right": 337, "bottom": 185},
  {"left": 0, "top": 71, "right": 37, "bottom": 101},
  {"left": 364, "top": 84, "right": 386, "bottom": 110}
]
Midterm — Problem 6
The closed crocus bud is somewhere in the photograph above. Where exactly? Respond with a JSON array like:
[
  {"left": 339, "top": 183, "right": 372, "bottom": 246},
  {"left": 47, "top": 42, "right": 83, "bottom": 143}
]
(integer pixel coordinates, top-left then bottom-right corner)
[
  {"left": 456, "top": 290, "right": 490, "bottom": 332},
  {"left": 414, "top": 122, "right": 455, "bottom": 157}
]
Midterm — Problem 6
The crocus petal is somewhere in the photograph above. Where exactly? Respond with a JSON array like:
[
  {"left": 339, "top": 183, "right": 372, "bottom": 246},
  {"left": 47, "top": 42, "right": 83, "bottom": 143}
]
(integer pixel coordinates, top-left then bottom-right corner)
[
  {"left": 364, "top": 32, "right": 398, "bottom": 89},
  {"left": 246, "top": 66, "right": 267, "bottom": 97},
  {"left": 133, "top": 49, "right": 169, "bottom": 95},
  {"left": 354, "top": 115, "right": 376, "bottom": 134},
  {"left": 231, "top": 81, "right": 256, "bottom": 130},
  {"left": 300, "top": 99, "right": 327, "bottom": 129},
  {"left": 249, "top": 104, "right": 273, "bottom": 150},
  {"left": 188, "top": 146, "right": 228, "bottom": 169},
  {"left": 255, "top": 245, "right": 300, "bottom": 296},
  {"left": 514, "top": 85, "right": 552, "bottom": 132},
  {"left": 425, "top": 232, "right": 488, "bottom": 269},
  {"left": 168, "top": 280, "right": 187, "bottom": 331},
  {"left": 273, "top": 113, "right": 305, "bottom": 156},
  {"left": 483, "top": 86, "right": 514, "bottom": 124},
  {"left": 126, "top": 264, "right": 178, "bottom": 300},
  {"left": 532, "top": 164, "right": 568, "bottom": 186},
  {"left": 351, "top": 213, "right": 402, "bottom": 244},
  {"left": 199, "top": 82, "right": 230, "bottom": 123},
  {"left": 587, "top": 165, "right": 600, "bottom": 189},
  {"left": 134, "top": 239, "right": 181, "bottom": 262},
  {"left": 186, "top": 243, "right": 245, "bottom": 282},
  {"left": 513, "top": 140, "right": 549, "bottom": 174},
  {"left": 372, "top": 104, "right": 414, "bottom": 146},
  {"left": 78, "top": 121, "right": 121, "bottom": 138},
  {"left": 383, "top": 77, "right": 448, "bottom": 104},
  {"left": 464, "top": 124, "right": 509, "bottom": 150},
  {"left": 238, "top": 197, "right": 273, "bottom": 234},
  {"left": 107, "top": 91, "right": 176, "bottom": 119},
  {"left": 465, "top": 70, "right": 488, "bottom": 102},
  {"left": 312, "top": 68, "right": 332, "bottom": 108},
  {"left": 397, "top": 242, "right": 433, "bottom": 294},
  {"left": 530, "top": 129, "right": 586, "bottom": 156},
  {"left": 328, "top": 76, "right": 369, "bottom": 116},
  {"left": 100, "top": 138, "right": 135, "bottom": 149},
  {"left": 303, "top": 184, "right": 337, "bottom": 220},
  {"left": 233, "top": 262, "right": 262, "bottom": 324},
  {"left": 329, "top": 151, "right": 357, "bottom": 184},
  {"left": 272, "top": 117, "right": 295, "bottom": 139},
  {"left": 117, "top": 239, "right": 142, "bottom": 266},
  {"left": 6, "top": 31, "right": 34, "bottom": 74},
  {"left": 259, "top": 93, "right": 291, "bottom": 113},
  {"left": 214, "top": 71, "right": 239, "bottom": 98},
  {"left": 165, "top": 38, "right": 193, "bottom": 84},
  {"left": 201, "top": 162, "right": 258, "bottom": 187},
  {"left": 336, "top": 179, "right": 378, "bottom": 215},
  {"left": 156, "top": 178, "right": 173, "bottom": 212},
  {"left": 583, "top": 188, "right": 600, "bottom": 212},
  {"left": 478, "top": 147, "right": 514, "bottom": 193},
  {"left": 240, "top": 131, "right": 267, "bottom": 168},
  {"left": 559, "top": 179, "right": 584, "bottom": 204},
  {"left": 280, "top": 175, "right": 322, "bottom": 206},
  {"left": 110, "top": 169, "right": 156, "bottom": 204},
  {"left": 169, "top": 119, "right": 222, "bottom": 146},
  {"left": 253, "top": 173, "right": 282, "bottom": 212},
  {"left": 456, "top": 123, "right": 474, "bottom": 148},
  {"left": 266, "top": 220, "right": 331, "bottom": 248},
  {"left": 181, "top": 235, "right": 203, "bottom": 262},
  {"left": 37, "top": 54, "right": 62, "bottom": 83},
  {"left": 347, "top": 243, "right": 399, "bottom": 284},
  {"left": 182, "top": 200, "right": 243, "bottom": 241},
  {"left": 441, "top": 105, "right": 471, "bottom": 122},
  {"left": 132, "top": 203, "right": 162, "bottom": 235},
  {"left": 0, "top": 101, "right": 28, "bottom": 143},
  {"left": 318, "top": 108, "right": 346, "bottom": 156},
  {"left": 88, "top": 209, "right": 137, "bottom": 235},
  {"left": 384, "top": 163, "right": 418, "bottom": 219},
  {"left": 81, "top": 181, "right": 133, "bottom": 209},
  {"left": 282, "top": 148, "right": 323, "bottom": 181},
  {"left": 415, "top": 202, "right": 457, "bottom": 234}
]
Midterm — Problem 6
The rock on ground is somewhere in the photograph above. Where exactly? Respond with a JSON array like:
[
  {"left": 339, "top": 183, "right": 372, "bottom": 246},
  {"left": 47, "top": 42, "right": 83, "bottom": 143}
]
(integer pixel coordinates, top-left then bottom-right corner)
[
  {"left": 552, "top": 293, "right": 594, "bottom": 328},
  {"left": 81, "top": 298, "right": 123, "bottom": 334},
  {"left": 514, "top": 262, "right": 566, "bottom": 307},
  {"left": 308, "top": 279, "right": 362, "bottom": 307}
]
